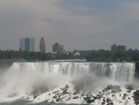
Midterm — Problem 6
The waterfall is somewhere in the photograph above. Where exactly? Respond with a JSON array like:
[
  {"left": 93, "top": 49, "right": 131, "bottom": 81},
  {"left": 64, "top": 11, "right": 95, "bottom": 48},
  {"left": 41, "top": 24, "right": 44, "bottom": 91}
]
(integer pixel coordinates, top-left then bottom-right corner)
[
  {"left": 89, "top": 62, "right": 135, "bottom": 82},
  {"left": 8, "top": 62, "right": 135, "bottom": 82},
  {"left": 0, "top": 61, "right": 135, "bottom": 101}
]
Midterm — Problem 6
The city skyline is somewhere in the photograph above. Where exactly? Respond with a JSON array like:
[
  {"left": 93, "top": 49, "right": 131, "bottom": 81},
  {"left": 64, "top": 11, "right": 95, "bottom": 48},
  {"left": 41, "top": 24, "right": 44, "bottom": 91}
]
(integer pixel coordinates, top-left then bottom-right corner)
[
  {"left": 20, "top": 37, "right": 65, "bottom": 53},
  {"left": 0, "top": 0, "right": 139, "bottom": 51},
  {"left": 20, "top": 37, "right": 35, "bottom": 52}
]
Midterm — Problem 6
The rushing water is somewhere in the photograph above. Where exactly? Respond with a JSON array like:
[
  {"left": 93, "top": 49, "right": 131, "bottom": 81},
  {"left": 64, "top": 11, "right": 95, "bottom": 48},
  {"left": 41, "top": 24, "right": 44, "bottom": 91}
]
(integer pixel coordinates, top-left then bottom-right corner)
[
  {"left": 9, "top": 62, "right": 135, "bottom": 82},
  {"left": 0, "top": 61, "right": 136, "bottom": 104}
]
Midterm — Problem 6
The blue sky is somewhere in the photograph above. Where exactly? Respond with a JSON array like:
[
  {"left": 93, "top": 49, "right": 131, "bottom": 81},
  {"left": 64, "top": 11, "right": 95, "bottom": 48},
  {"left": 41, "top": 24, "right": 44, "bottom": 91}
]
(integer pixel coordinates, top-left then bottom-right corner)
[
  {"left": 59, "top": 0, "right": 122, "bottom": 14},
  {"left": 0, "top": 0, "right": 139, "bottom": 51}
]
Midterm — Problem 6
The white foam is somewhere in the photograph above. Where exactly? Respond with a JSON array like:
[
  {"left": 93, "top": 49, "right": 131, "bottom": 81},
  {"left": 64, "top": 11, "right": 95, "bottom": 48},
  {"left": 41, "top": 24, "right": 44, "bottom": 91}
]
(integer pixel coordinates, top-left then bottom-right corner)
[{"left": 0, "top": 61, "right": 136, "bottom": 105}]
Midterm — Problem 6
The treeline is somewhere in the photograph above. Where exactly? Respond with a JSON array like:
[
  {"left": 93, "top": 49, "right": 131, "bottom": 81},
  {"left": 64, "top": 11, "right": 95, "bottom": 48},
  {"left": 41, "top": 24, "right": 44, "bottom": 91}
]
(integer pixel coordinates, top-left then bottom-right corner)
[
  {"left": 1, "top": 49, "right": 139, "bottom": 62},
  {"left": 86, "top": 49, "right": 139, "bottom": 62},
  {"left": 0, "top": 50, "right": 79, "bottom": 61}
]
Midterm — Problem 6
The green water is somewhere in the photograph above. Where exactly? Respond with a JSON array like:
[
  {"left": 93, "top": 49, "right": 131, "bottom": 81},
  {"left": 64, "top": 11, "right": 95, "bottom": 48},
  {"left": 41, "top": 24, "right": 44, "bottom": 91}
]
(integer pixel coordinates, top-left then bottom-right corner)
[{"left": 0, "top": 100, "right": 87, "bottom": 105}]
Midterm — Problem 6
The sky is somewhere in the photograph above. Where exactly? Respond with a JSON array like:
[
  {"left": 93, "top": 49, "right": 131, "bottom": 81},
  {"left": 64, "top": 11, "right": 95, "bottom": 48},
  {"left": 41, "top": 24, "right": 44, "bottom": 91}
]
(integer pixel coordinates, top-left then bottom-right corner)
[{"left": 0, "top": 0, "right": 139, "bottom": 52}]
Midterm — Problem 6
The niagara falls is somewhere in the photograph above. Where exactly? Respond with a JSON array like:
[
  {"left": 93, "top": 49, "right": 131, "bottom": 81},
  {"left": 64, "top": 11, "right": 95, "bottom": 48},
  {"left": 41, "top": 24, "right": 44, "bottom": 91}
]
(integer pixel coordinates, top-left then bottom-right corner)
[
  {"left": 1, "top": 0, "right": 139, "bottom": 105},
  {"left": 0, "top": 61, "right": 138, "bottom": 105}
]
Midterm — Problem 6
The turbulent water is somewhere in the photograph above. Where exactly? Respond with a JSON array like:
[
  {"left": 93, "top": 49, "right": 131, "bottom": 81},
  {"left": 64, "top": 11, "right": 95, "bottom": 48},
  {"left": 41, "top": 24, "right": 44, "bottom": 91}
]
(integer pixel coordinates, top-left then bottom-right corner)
[
  {"left": 0, "top": 61, "right": 136, "bottom": 105},
  {"left": 9, "top": 62, "right": 135, "bottom": 81}
]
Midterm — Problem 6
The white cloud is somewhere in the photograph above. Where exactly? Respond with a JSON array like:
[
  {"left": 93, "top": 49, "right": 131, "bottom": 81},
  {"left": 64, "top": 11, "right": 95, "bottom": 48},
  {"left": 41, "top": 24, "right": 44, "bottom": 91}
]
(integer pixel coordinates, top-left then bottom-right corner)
[
  {"left": 100, "top": 1, "right": 139, "bottom": 28},
  {"left": 0, "top": 0, "right": 139, "bottom": 50}
]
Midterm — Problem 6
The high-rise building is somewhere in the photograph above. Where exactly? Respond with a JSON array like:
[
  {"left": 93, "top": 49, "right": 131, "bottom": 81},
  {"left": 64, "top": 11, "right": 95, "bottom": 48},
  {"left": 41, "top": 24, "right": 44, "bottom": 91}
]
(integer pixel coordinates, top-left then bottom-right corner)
[
  {"left": 39, "top": 37, "right": 46, "bottom": 53},
  {"left": 20, "top": 38, "right": 25, "bottom": 51},
  {"left": 52, "top": 43, "right": 64, "bottom": 54},
  {"left": 25, "top": 37, "right": 30, "bottom": 51},
  {"left": 30, "top": 38, "right": 35, "bottom": 51},
  {"left": 20, "top": 37, "right": 35, "bottom": 52}
]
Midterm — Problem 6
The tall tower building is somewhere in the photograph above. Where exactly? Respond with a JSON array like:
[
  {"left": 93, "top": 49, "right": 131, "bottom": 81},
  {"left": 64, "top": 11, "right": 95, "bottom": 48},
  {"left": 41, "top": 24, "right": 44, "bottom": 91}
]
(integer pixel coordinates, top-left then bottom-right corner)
[
  {"left": 20, "top": 37, "right": 35, "bottom": 52},
  {"left": 30, "top": 38, "right": 35, "bottom": 51},
  {"left": 25, "top": 37, "right": 30, "bottom": 51},
  {"left": 39, "top": 37, "right": 46, "bottom": 53},
  {"left": 20, "top": 38, "right": 25, "bottom": 51}
]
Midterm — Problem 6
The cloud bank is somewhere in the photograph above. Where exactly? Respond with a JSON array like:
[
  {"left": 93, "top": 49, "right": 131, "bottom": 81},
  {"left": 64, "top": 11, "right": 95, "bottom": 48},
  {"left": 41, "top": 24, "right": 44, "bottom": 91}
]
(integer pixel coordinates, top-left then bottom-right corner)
[{"left": 0, "top": 0, "right": 139, "bottom": 51}]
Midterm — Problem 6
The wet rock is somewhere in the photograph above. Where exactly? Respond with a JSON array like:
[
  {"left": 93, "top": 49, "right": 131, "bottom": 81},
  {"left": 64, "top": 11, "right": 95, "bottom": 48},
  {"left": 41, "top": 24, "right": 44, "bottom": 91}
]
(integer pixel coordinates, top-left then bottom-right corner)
[
  {"left": 106, "top": 98, "right": 111, "bottom": 103},
  {"left": 107, "top": 102, "right": 113, "bottom": 105},
  {"left": 53, "top": 90, "right": 59, "bottom": 94},
  {"left": 84, "top": 96, "right": 95, "bottom": 103},
  {"left": 101, "top": 99, "right": 105, "bottom": 105},
  {"left": 125, "top": 84, "right": 134, "bottom": 91},
  {"left": 104, "top": 85, "right": 121, "bottom": 93},
  {"left": 62, "top": 85, "right": 69, "bottom": 94},
  {"left": 56, "top": 97, "right": 61, "bottom": 102},
  {"left": 33, "top": 95, "right": 38, "bottom": 99},
  {"left": 112, "top": 94, "right": 114, "bottom": 97},
  {"left": 106, "top": 98, "right": 113, "bottom": 105},
  {"left": 124, "top": 93, "right": 127, "bottom": 97},
  {"left": 127, "top": 90, "right": 131, "bottom": 93},
  {"left": 134, "top": 90, "right": 139, "bottom": 105},
  {"left": 73, "top": 96, "right": 78, "bottom": 99}
]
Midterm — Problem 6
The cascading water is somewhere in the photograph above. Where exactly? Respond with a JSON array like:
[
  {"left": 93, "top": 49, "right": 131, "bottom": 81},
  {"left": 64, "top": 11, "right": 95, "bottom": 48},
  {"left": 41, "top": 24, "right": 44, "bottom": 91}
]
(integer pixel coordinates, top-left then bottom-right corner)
[
  {"left": 8, "top": 62, "right": 135, "bottom": 82},
  {"left": 89, "top": 62, "right": 135, "bottom": 82},
  {"left": 0, "top": 61, "right": 135, "bottom": 103}
]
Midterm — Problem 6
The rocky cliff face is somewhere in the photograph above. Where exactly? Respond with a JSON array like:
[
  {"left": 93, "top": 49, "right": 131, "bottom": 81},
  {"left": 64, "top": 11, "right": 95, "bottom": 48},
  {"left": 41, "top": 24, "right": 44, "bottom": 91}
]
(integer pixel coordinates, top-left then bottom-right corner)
[
  {"left": 134, "top": 90, "right": 139, "bottom": 105},
  {"left": 34, "top": 84, "right": 136, "bottom": 105},
  {"left": 135, "top": 62, "right": 139, "bottom": 79}
]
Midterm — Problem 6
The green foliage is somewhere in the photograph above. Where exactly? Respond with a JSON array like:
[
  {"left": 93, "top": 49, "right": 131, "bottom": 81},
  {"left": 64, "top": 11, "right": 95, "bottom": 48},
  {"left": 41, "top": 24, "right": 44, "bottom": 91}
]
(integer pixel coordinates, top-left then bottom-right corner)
[
  {"left": 86, "top": 50, "right": 112, "bottom": 62},
  {"left": 0, "top": 49, "right": 139, "bottom": 62},
  {"left": 86, "top": 49, "right": 139, "bottom": 62},
  {"left": 0, "top": 50, "right": 80, "bottom": 61}
]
